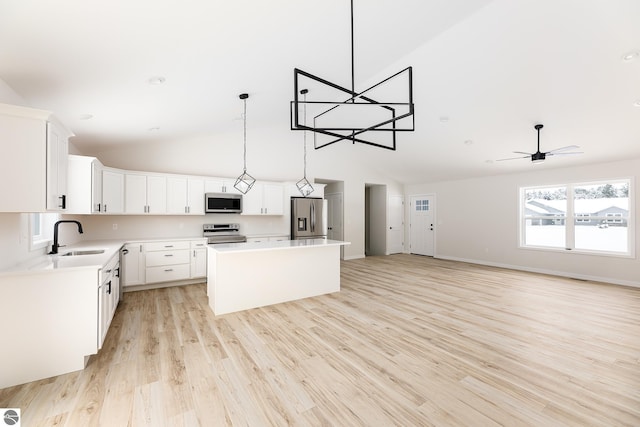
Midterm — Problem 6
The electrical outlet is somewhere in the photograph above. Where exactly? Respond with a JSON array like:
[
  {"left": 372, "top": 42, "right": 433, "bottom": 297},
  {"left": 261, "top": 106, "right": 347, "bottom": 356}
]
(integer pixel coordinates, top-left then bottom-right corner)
[{"left": 112, "top": 224, "right": 118, "bottom": 230}]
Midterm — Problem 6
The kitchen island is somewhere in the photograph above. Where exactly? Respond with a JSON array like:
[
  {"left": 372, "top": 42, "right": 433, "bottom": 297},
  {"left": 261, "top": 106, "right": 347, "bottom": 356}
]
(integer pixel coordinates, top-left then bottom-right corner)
[{"left": 207, "top": 239, "right": 349, "bottom": 315}]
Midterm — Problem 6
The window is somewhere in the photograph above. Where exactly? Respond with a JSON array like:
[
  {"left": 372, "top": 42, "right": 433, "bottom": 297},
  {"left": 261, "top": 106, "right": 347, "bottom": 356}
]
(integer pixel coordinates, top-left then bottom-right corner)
[
  {"left": 520, "top": 180, "right": 632, "bottom": 256},
  {"left": 415, "top": 199, "right": 429, "bottom": 211},
  {"left": 30, "top": 212, "right": 59, "bottom": 251}
]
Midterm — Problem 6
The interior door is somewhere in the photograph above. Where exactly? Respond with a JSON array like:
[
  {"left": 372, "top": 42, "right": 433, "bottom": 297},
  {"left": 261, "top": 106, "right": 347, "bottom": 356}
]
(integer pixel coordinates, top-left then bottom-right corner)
[
  {"left": 388, "top": 195, "right": 404, "bottom": 254},
  {"left": 410, "top": 194, "right": 435, "bottom": 256},
  {"left": 325, "top": 193, "right": 343, "bottom": 241}
]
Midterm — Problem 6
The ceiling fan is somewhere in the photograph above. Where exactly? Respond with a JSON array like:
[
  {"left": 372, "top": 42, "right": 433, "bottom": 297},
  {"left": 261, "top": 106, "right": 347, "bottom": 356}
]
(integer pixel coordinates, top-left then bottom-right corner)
[{"left": 497, "top": 124, "right": 583, "bottom": 163}]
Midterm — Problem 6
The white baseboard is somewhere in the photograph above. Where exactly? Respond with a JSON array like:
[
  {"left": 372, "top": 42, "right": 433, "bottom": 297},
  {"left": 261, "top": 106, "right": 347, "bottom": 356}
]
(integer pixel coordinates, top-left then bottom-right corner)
[
  {"left": 343, "top": 254, "right": 365, "bottom": 260},
  {"left": 435, "top": 255, "right": 640, "bottom": 289}
]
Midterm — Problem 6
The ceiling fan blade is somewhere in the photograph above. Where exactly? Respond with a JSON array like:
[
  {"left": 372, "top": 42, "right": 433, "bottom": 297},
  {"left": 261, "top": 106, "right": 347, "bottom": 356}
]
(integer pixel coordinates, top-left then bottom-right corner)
[
  {"left": 512, "top": 151, "right": 533, "bottom": 155},
  {"left": 496, "top": 155, "right": 530, "bottom": 161},
  {"left": 546, "top": 145, "right": 580, "bottom": 154},
  {"left": 547, "top": 151, "right": 583, "bottom": 157}
]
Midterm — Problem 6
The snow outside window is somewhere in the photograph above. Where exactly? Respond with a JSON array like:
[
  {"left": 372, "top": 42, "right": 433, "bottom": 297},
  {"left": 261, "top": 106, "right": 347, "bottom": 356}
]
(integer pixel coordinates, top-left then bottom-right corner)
[{"left": 520, "top": 180, "right": 632, "bottom": 256}]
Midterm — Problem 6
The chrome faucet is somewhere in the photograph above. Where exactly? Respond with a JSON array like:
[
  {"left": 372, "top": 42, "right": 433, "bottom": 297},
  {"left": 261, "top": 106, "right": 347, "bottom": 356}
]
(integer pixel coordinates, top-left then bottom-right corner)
[{"left": 49, "top": 220, "right": 84, "bottom": 254}]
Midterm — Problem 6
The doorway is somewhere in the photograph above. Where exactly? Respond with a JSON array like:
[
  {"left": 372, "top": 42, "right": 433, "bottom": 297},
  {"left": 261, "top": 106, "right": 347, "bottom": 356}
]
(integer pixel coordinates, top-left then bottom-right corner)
[
  {"left": 410, "top": 194, "right": 435, "bottom": 256},
  {"left": 365, "top": 184, "right": 387, "bottom": 256}
]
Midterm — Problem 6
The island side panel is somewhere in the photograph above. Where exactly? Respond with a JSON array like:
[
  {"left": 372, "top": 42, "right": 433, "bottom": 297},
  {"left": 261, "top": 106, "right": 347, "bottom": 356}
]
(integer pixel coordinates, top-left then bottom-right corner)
[
  {"left": 0, "top": 268, "right": 99, "bottom": 389},
  {"left": 210, "top": 244, "right": 340, "bottom": 315}
]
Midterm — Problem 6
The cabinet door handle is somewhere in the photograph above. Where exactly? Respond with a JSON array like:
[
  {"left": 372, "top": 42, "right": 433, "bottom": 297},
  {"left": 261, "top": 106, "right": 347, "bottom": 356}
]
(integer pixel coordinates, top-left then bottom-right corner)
[
  {"left": 115, "top": 267, "right": 120, "bottom": 278},
  {"left": 164, "top": 254, "right": 174, "bottom": 257},
  {"left": 107, "top": 280, "right": 112, "bottom": 294},
  {"left": 58, "top": 195, "right": 66, "bottom": 209},
  {"left": 104, "top": 204, "right": 108, "bottom": 212},
  {"left": 164, "top": 269, "right": 173, "bottom": 272},
  {"left": 122, "top": 248, "right": 129, "bottom": 255},
  {"left": 164, "top": 245, "right": 174, "bottom": 248}
]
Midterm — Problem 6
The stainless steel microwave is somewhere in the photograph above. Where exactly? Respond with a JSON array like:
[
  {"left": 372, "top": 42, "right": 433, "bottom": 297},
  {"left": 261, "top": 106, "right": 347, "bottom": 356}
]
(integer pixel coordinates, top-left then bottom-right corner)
[{"left": 205, "top": 192, "right": 242, "bottom": 213}]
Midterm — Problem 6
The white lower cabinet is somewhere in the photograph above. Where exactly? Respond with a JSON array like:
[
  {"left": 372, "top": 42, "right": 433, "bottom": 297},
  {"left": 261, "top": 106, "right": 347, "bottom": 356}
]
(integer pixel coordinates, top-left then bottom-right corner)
[
  {"left": 98, "top": 253, "right": 120, "bottom": 349},
  {"left": 121, "top": 243, "right": 145, "bottom": 287},
  {"left": 191, "top": 240, "right": 207, "bottom": 278},
  {"left": 121, "top": 239, "right": 208, "bottom": 289}
]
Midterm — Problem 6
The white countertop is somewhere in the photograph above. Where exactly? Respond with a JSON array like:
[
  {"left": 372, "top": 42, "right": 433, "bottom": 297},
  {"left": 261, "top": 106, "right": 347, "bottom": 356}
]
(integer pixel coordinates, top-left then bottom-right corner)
[
  {"left": 0, "top": 236, "right": 207, "bottom": 276},
  {"left": 0, "top": 240, "right": 126, "bottom": 276},
  {"left": 209, "top": 239, "right": 350, "bottom": 253}
]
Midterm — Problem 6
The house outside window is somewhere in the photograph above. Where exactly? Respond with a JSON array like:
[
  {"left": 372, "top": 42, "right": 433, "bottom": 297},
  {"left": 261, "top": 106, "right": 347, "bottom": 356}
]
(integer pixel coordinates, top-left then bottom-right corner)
[{"left": 520, "top": 180, "right": 632, "bottom": 256}]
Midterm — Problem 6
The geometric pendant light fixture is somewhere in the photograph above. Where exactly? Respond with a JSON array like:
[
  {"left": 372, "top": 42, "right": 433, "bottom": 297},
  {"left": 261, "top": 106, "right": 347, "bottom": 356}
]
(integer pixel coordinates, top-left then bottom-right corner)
[
  {"left": 234, "top": 93, "right": 256, "bottom": 194},
  {"left": 296, "top": 89, "right": 314, "bottom": 197},
  {"left": 290, "top": 0, "right": 415, "bottom": 151}
]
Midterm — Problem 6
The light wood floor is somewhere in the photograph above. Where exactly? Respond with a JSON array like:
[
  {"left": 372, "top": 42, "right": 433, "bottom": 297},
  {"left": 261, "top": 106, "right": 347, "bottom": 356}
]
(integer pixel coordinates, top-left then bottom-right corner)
[{"left": 2, "top": 254, "right": 639, "bottom": 426}]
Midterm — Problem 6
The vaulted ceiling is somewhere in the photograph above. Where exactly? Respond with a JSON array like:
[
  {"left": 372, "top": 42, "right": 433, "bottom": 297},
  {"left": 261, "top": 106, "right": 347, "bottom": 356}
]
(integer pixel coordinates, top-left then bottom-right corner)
[{"left": 1, "top": 0, "right": 639, "bottom": 184}]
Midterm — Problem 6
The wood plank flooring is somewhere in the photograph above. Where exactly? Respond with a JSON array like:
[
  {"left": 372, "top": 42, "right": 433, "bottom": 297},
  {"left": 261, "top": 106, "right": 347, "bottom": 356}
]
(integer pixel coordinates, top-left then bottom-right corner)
[{"left": 1, "top": 254, "right": 639, "bottom": 426}]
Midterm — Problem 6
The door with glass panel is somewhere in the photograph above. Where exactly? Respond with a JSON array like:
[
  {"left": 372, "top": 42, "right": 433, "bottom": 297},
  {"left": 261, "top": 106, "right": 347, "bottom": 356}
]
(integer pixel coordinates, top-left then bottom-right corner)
[{"left": 410, "top": 194, "right": 435, "bottom": 256}]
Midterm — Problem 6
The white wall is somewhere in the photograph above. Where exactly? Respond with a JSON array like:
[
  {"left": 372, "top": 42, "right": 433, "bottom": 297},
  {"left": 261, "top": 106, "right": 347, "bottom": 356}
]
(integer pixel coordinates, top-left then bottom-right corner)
[{"left": 406, "top": 158, "right": 640, "bottom": 287}]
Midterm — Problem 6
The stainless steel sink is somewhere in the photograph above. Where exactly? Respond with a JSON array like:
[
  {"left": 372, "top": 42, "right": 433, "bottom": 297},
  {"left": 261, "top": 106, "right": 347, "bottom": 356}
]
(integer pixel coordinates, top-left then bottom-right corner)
[{"left": 60, "top": 249, "right": 105, "bottom": 256}]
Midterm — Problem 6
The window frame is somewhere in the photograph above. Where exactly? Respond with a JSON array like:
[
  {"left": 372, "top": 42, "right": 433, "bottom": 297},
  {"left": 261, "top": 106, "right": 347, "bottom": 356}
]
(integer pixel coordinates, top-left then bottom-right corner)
[
  {"left": 29, "top": 212, "right": 59, "bottom": 252},
  {"left": 519, "top": 178, "right": 634, "bottom": 258}
]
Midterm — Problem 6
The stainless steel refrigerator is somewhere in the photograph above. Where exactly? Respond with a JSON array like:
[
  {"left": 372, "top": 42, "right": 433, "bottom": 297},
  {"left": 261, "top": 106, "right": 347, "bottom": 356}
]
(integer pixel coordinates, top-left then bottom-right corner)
[{"left": 291, "top": 197, "right": 327, "bottom": 240}]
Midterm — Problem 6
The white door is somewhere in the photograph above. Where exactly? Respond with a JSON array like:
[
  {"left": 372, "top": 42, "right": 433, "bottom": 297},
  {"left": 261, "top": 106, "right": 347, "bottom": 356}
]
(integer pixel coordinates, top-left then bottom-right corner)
[
  {"left": 325, "top": 192, "right": 343, "bottom": 242},
  {"left": 410, "top": 194, "right": 435, "bottom": 256},
  {"left": 388, "top": 195, "right": 404, "bottom": 254}
]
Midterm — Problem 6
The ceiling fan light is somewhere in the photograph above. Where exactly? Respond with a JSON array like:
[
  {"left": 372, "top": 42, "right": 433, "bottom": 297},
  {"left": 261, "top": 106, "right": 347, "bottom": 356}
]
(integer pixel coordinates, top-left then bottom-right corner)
[{"left": 531, "top": 151, "right": 546, "bottom": 163}]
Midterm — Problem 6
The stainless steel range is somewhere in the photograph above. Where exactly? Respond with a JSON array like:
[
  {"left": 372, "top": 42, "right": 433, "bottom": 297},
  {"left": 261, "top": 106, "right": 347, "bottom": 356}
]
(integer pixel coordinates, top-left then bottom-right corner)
[{"left": 203, "top": 223, "right": 247, "bottom": 244}]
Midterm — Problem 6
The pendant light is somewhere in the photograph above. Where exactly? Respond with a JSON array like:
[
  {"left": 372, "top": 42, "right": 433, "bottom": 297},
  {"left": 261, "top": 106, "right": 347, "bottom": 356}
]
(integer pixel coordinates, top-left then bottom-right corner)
[
  {"left": 234, "top": 93, "right": 256, "bottom": 194},
  {"left": 296, "top": 89, "right": 314, "bottom": 197}
]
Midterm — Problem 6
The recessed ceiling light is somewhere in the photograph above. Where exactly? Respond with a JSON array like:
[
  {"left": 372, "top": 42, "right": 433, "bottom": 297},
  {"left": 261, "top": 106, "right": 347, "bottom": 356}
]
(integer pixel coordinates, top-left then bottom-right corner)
[
  {"left": 464, "top": 140, "right": 473, "bottom": 145},
  {"left": 78, "top": 114, "right": 93, "bottom": 120},
  {"left": 634, "top": 100, "right": 640, "bottom": 107},
  {"left": 439, "top": 116, "right": 449, "bottom": 123},
  {"left": 148, "top": 126, "right": 160, "bottom": 131},
  {"left": 485, "top": 160, "right": 494, "bottom": 164},
  {"left": 148, "top": 76, "right": 166, "bottom": 85},
  {"left": 621, "top": 51, "right": 639, "bottom": 62}
]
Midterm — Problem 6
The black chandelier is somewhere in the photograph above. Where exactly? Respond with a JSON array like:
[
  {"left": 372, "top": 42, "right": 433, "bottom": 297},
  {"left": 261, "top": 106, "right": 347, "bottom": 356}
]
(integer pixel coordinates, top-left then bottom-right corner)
[{"left": 290, "top": 0, "right": 415, "bottom": 151}]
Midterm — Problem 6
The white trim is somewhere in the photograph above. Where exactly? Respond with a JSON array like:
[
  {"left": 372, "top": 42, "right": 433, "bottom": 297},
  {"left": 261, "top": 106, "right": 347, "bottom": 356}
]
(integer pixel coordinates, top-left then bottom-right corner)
[{"left": 436, "top": 255, "right": 640, "bottom": 289}]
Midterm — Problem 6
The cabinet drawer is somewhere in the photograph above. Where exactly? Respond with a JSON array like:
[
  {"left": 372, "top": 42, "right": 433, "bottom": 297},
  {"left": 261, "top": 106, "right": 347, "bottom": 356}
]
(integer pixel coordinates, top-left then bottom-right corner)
[
  {"left": 145, "top": 241, "right": 190, "bottom": 252},
  {"left": 146, "top": 264, "right": 190, "bottom": 283},
  {"left": 190, "top": 240, "right": 207, "bottom": 249},
  {"left": 145, "top": 249, "right": 190, "bottom": 267}
]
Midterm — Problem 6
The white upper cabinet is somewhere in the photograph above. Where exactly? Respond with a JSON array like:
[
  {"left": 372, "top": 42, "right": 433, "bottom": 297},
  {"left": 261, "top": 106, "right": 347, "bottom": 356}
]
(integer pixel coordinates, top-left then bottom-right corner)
[
  {"left": 204, "top": 178, "right": 241, "bottom": 195},
  {"left": 242, "top": 182, "right": 285, "bottom": 215},
  {"left": 0, "top": 103, "right": 72, "bottom": 212},
  {"left": 67, "top": 155, "right": 104, "bottom": 214},
  {"left": 125, "top": 173, "right": 167, "bottom": 214},
  {"left": 167, "top": 176, "right": 204, "bottom": 215},
  {"left": 102, "top": 168, "right": 124, "bottom": 214},
  {"left": 46, "top": 121, "right": 69, "bottom": 211}
]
